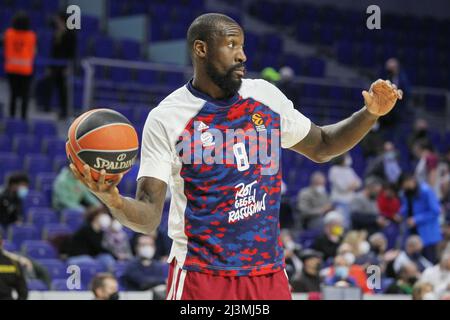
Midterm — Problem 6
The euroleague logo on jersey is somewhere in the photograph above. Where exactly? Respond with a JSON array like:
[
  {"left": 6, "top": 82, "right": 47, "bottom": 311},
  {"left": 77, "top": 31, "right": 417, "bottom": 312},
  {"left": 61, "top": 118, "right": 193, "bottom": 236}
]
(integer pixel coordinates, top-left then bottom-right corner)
[{"left": 251, "top": 113, "right": 266, "bottom": 132}]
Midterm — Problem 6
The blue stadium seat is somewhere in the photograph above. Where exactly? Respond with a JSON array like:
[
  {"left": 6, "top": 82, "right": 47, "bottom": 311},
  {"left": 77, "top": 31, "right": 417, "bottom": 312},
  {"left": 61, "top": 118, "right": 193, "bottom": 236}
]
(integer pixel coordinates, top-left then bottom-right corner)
[
  {"left": 8, "top": 225, "right": 39, "bottom": 247},
  {"left": 35, "top": 172, "right": 57, "bottom": 191},
  {"left": 42, "top": 223, "right": 73, "bottom": 239},
  {"left": 61, "top": 209, "right": 85, "bottom": 231},
  {"left": 24, "top": 155, "right": 53, "bottom": 175},
  {"left": 32, "top": 120, "right": 57, "bottom": 139},
  {"left": 27, "top": 208, "right": 59, "bottom": 229},
  {"left": 4, "top": 118, "right": 28, "bottom": 135},
  {"left": 3, "top": 239, "right": 17, "bottom": 252},
  {"left": 53, "top": 155, "right": 68, "bottom": 172},
  {"left": 0, "top": 152, "right": 23, "bottom": 174},
  {"left": 27, "top": 279, "right": 49, "bottom": 291},
  {"left": 137, "top": 70, "right": 157, "bottom": 85},
  {"left": 37, "top": 259, "right": 67, "bottom": 280},
  {"left": 14, "top": 135, "right": 42, "bottom": 156},
  {"left": 23, "top": 191, "right": 50, "bottom": 213},
  {"left": 93, "top": 36, "right": 116, "bottom": 58},
  {"left": 22, "top": 240, "right": 57, "bottom": 259},
  {"left": 0, "top": 135, "right": 13, "bottom": 152},
  {"left": 118, "top": 39, "right": 141, "bottom": 60}
]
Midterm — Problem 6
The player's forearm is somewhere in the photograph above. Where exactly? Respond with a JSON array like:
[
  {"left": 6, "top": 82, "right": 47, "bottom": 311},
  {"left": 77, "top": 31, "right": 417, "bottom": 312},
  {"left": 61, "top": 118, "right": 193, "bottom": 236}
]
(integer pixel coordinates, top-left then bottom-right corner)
[
  {"left": 108, "top": 196, "right": 163, "bottom": 234},
  {"left": 316, "top": 106, "right": 378, "bottom": 161}
]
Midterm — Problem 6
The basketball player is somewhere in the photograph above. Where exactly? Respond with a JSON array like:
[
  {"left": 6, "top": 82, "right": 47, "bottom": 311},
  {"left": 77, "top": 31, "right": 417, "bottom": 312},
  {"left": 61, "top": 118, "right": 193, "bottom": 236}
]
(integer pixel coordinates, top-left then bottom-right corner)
[{"left": 70, "top": 13, "right": 402, "bottom": 300}]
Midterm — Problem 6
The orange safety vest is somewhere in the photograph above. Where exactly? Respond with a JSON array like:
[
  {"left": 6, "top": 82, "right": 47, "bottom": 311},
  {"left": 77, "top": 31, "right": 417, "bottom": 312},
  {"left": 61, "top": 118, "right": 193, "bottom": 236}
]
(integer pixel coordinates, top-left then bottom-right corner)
[{"left": 4, "top": 28, "right": 37, "bottom": 75}]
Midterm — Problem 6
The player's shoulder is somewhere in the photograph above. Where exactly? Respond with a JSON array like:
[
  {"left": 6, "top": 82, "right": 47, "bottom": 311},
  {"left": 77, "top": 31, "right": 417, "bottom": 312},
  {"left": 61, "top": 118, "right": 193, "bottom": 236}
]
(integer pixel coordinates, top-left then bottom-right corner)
[
  {"left": 239, "top": 78, "right": 278, "bottom": 94},
  {"left": 148, "top": 84, "right": 203, "bottom": 120}
]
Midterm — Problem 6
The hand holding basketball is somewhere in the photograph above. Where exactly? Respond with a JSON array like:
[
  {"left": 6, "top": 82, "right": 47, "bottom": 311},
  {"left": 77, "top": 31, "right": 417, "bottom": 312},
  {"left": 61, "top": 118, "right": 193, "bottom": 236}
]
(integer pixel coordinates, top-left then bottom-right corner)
[
  {"left": 362, "top": 79, "right": 403, "bottom": 116},
  {"left": 70, "top": 163, "right": 124, "bottom": 209}
]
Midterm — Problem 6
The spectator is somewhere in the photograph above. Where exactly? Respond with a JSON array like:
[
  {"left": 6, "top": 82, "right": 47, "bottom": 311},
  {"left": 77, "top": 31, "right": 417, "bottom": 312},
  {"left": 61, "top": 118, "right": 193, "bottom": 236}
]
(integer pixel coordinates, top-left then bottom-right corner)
[
  {"left": 420, "top": 250, "right": 450, "bottom": 299},
  {"left": 365, "top": 141, "right": 402, "bottom": 184},
  {"left": 350, "top": 177, "right": 386, "bottom": 235},
  {"left": 412, "top": 282, "right": 436, "bottom": 300},
  {"left": 413, "top": 141, "right": 439, "bottom": 192},
  {"left": 281, "top": 230, "right": 302, "bottom": 281},
  {"left": 52, "top": 167, "right": 101, "bottom": 212},
  {"left": 359, "top": 122, "right": 384, "bottom": 160},
  {"left": 0, "top": 231, "right": 28, "bottom": 300},
  {"left": 399, "top": 173, "right": 442, "bottom": 263},
  {"left": 2, "top": 250, "right": 51, "bottom": 288},
  {"left": 385, "top": 262, "right": 419, "bottom": 295},
  {"left": 38, "top": 12, "right": 77, "bottom": 119},
  {"left": 0, "top": 173, "right": 30, "bottom": 229},
  {"left": 368, "top": 232, "right": 396, "bottom": 275},
  {"left": 91, "top": 273, "right": 119, "bottom": 300},
  {"left": 103, "top": 220, "right": 133, "bottom": 261},
  {"left": 329, "top": 153, "right": 362, "bottom": 228},
  {"left": 437, "top": 148, "right": 450, "bottom": 202},
  {"left": 332, "top": 243, "right": 373, "bottom": 293},
  {"left": 407, "top": 119, "right": 431, "bottom": 155},
  {"left": 67, "top": 207, "right": 116, "bottom": 271},
  {"left": 377, "top": 183, "right": 402, "bottom": 249},
  {"left": 297, "top": 171, "right": 333, "bottom": 230},
  {"left": 3, "top": 11, "right": 36, "bottom": 119},
  {"left": 291, "top": 249, "right": 323, "bottom": 293},
  {"left": 393, "top": 235, "right": 433, "bottom": 274},
  {"left": 312, "top": 211, "right": 344, "bottom": 261},
  {"left": 324, "top": 254, "right": 358, "bottom": 289},
  {"left": 379, "top": 57, "right": 409, "bottom": 131},
  {"left": 121, "top": 235, "right": 168, "bottom": 291},
  {"left": 341, "top": 231, "right": 376, "bottom": 267},
  {"left": 279, "top": 180, "right": 295, "bottom": 229}
]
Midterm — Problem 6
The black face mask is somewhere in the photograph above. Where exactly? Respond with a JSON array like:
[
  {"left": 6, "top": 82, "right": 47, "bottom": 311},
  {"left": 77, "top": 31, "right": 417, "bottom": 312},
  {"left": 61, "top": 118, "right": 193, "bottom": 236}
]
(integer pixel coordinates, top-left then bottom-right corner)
[
  {"left": 407, "top": 276, "right": 418, "bottom": 285},
  {"left": 405, "top": 187, "right": 418, "bottom": 198},
  {"left": 371, "top": 246, "right": 381, "bottom": 255},
  {"left": 108, "top": 292, "right": 120, "bottom": 300}
]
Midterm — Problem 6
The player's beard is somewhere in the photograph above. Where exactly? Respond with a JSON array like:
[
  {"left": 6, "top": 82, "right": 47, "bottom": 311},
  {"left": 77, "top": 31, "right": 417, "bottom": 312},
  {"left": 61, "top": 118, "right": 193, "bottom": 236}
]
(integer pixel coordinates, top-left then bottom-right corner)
[{"left": 205, "top": 58, "right": 244, "bottom": 98}]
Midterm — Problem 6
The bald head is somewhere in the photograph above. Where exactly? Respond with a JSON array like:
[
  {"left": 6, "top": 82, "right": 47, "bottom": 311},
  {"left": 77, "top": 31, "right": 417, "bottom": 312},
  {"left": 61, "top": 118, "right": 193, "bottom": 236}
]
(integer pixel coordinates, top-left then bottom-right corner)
[{"left": 187, "top": 13, "right": 241, "bottom": 58}]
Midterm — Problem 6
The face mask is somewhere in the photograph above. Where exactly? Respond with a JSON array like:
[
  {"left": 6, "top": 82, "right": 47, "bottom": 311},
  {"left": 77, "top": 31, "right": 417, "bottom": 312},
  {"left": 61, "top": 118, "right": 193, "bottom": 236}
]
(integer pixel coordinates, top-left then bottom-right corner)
[
  {"left": 371, "top": 246, "right": 381, "bottom": 255},
  {"left": 335, "top": 266, "right": 349, "bottom": 279},
  {"left": 407, "top": 276, "right": 418, "bottom": 285},
  {"left": 384, "top": 151, "right": 396, "bottom": 160},
  {"left": 17, "top": 186, "right": 29, "bottom": 199},
  {"left": 285, "top": 241, "right": 296, "bottom": 251},
  {"left": 359, "top": 241, "right": 371, "bottom": 255},
  {"left": 315, "top": 186, "right": 326, "bottom": 194},
  {"left": 98, "top": 214, "right": 111, "bottom": 230},
  {"left": 422, "top": 292, "right": 437, "bottom": 300},
  {"left": 343, "top": 252, "right": 355, "bottom": 265},
  {"left": 111, "top": 220, "right": 122, "bottom": 232},
  {"left": 344, "top": 156, "right": 353, "bottom": 167},
  {"left": 138, "top": 245, "right": 155, "bottom": 260},
  {"left": 108, "top": 291, "right": 120, "bottom": 300},
  {"left": 331, "top": 225, "right": 344, "bottom": 237}
]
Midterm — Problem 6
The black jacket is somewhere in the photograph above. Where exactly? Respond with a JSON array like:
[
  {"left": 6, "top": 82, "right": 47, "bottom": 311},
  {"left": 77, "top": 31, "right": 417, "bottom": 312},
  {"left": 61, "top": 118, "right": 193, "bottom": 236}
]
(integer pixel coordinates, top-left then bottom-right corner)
[
  {"left": 68, "top": 224, "right": 112, "bottom": 258},
  {"left": 0, "top": 250, "right": 28, "bottom": 300},
  {"left": 0, "top": 190, "right": 22, "bottom": 228}
]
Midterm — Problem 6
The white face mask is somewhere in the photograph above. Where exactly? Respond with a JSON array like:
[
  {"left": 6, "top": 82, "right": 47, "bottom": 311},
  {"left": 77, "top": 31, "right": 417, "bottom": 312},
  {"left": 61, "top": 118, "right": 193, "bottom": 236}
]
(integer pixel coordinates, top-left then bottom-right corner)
[
  {"left": 344, "top": 156, "right": 353, "bottom": 167},
  {"left": 98, "top": 214, "right": 111, "bottom": 230},
  {"left": 138, "top": 245, "right": 155, "bottom": 260},
  {"left": 343, "top": 252, "right": 355, "bottom": 265},
  {"left": 315, "top": 185, "right": 326, "bottom": 194},
  {"left": 111, "top": 220, "right": 123, "bottom": 232},
  {"left": 359, "top": 241, "right": 371, "bottom": 255}
]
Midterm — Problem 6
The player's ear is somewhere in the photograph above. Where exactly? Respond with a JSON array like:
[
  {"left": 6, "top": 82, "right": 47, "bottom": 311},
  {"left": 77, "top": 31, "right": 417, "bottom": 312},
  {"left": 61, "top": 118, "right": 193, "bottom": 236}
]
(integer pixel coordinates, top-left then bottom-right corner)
[{"left": 193, "top": 40, "right": 207, "bottom": 59}]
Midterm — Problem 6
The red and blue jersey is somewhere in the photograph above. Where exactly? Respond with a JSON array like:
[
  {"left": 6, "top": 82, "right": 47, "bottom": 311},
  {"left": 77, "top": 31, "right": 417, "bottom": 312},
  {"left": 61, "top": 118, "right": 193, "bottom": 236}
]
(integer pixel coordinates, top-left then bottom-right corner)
[{"left": 137, "top": 78, "right": 311, "bottom": 276}]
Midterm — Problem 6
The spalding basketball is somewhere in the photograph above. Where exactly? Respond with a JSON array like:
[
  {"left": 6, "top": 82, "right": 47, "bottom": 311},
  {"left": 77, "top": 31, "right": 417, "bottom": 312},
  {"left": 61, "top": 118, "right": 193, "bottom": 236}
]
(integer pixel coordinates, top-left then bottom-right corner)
[{"left": 66, "top": 108, "right": 139, "bottom": 181}]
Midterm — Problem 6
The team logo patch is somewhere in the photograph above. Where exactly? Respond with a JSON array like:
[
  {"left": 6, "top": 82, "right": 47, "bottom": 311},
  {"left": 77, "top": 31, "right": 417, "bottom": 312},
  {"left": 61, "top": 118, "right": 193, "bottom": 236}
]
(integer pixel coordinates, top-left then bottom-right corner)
[{"left": 251, "top": 113, "right": 266, "bottom": 132}]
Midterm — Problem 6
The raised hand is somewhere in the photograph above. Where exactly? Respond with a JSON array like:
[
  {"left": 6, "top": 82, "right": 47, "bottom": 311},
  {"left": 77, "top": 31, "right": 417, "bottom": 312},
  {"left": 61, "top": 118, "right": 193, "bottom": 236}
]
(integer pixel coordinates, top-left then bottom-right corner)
[{"left": 362, "top": 79, "right": 403, "bottom": 116}]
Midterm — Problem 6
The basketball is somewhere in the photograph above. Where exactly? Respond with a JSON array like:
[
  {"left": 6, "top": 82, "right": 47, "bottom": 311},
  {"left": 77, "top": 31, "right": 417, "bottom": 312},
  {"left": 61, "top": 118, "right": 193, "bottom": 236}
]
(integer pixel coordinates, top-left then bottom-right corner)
[{"left": 66, "top": 108, "right": 139, "bottom": 181}]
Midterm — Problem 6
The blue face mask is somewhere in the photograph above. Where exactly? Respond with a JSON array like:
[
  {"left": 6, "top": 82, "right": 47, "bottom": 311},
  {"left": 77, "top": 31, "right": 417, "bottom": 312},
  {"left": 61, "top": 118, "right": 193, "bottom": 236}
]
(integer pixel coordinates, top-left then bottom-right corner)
[
  {"left": 17, "top": 186, "right": 29, "bottom": 199},
  {"left": 335, "top": 266, "right": 349, "bottom": 279}
]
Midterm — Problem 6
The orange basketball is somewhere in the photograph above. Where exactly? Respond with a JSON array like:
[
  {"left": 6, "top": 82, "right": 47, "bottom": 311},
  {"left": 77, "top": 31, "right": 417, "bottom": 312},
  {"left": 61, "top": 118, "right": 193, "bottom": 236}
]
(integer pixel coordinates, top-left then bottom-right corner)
[{"left": 66, "top": 108, "right": 139, "bottom": 181}]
